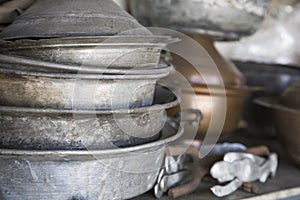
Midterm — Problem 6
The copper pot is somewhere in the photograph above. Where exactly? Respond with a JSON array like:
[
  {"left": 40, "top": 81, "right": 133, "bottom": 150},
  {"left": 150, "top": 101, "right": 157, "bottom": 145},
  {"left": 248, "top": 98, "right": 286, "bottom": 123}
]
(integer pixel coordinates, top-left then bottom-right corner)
[
  {"left": 255, "top": 81, "right": 300, "bottom": 165},
  {"left": 170, "top": 85, "right": 252, "bottom": 140},
  {"left": 279, "top": 81, "right": 300, "bottom": 110},
  {"left": 172, "top": 35, "right": 245, "bottom": 87},
  {"left": 167, "top": 35, "right": 250, "bottom": 139}
]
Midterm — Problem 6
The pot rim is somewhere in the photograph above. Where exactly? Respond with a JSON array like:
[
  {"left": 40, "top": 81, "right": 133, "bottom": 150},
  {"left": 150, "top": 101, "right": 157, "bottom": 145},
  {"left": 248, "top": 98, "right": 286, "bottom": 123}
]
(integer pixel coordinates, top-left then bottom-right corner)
[
  {"left": 182, "top": 85, "right": 257, "bottom": 96},
  {"left": 175, "top": 26, "right": 240, "bottom": 41},
  {"left": 0, "top": 63, "right": 174, "bottom": 79},
  {"left": 0, "top": 86, "right": 179, "bottom": 114},
  {"left": 254, "top": 97, "right": 300, "bottom": 114},
  {"left": 0, "top": 35, "right": 178, "bottom": 47},
  {"left": 0, "top": 126, "right": 183, "bottom": 156}
]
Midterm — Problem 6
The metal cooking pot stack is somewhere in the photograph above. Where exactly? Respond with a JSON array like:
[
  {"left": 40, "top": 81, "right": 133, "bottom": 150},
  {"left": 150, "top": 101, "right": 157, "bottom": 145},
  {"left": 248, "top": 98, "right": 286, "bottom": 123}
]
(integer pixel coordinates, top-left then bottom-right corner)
[
  {"left": 0, "top": 1, "right": 183, "bottom": 199},
  {"left": 0, "top": 0, "right": 179, "bottom": 150}
]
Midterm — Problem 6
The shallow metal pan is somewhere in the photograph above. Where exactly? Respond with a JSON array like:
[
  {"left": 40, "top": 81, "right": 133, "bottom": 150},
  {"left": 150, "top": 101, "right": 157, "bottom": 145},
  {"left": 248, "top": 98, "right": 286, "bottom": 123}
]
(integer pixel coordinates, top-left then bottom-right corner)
[
  {"left": 255, "top": 81, "right": 300, "bottom": 166},
  {"left": 0, "top": 123, "right": 184, "bottom": 200},
  {"left": 255, "top": 97, "right": 300, "bottom": 166},
  {"left": 0, "top": 36, "right": 176, "bottom": 69},
  {"left": 0, "top": 86, "right": 179, "bottom": 150},
  {"left": 0, "top": 66, "right": 173, "bottom": 109},
  {"left": 0, "top": 53, "right": 174, "bottom": 75},
  {"left": 235, "top": 61, "right": 300, "bottom": 136}
]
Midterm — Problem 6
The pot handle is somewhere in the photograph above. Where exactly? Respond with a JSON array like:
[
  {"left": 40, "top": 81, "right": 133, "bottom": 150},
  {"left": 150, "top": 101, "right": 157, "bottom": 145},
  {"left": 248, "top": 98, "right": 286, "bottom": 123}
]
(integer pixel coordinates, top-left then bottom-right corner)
[{"left": 168, "top": 109, "right": 202, "bottom": 128}]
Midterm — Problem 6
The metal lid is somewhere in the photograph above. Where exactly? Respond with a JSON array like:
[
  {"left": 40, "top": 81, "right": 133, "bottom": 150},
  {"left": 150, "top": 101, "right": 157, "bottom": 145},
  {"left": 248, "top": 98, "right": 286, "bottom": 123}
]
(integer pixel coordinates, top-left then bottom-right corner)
[{"left": 0, "top": 0, "right": 151, "bottom": 39}]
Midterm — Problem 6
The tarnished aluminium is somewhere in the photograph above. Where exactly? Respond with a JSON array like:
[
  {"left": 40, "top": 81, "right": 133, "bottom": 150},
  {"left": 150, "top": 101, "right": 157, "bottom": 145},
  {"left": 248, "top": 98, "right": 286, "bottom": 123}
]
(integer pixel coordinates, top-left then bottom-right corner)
[
  {"left": 130, "top": 0, "right": 270, "bottom": 40},
  {"left": 0, "top": 53, "right": 174, "bottom": 75},
  {"left": 0, "top": 0, "right": 152, "bottom": 39},
  {"left": 0, "top": 63, "right": 174, "bottom": 109},
  {"left": 0, "top": 36, "right": 177, "bottom": 69},
  {"left": 0, "top": 123, "right": 183, "bottom": 200},
  {"left": 0, "top": 86, "right": 179, "bottom": 150},
  {"left": 0, "top": 0, "right": 179, "bottom": 69}
]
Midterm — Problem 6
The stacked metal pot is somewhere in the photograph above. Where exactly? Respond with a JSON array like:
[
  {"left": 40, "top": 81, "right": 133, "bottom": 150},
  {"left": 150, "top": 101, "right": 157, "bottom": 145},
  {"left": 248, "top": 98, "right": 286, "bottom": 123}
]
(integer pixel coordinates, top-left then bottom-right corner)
[{"left": 0, "top": 0, "right": 187, "bottom": 199}]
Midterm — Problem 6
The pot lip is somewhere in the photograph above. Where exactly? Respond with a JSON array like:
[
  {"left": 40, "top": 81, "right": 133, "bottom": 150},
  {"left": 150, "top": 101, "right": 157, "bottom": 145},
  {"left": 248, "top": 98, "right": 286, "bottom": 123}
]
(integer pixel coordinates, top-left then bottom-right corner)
[
  {"left": 254, "top": 97, "right": 300, "bottom": 114},
  {"left": 0, "top": 86, "right": 179, "bottom": 114},
  {"left": 130, "top": 0, "right": 268, "bottom": 40},
  {"left": 0, "top": 125, "right": 183, "bottom": 156},
  {"left": 181, "top": 85, "right": 257, "bottom": 95},
  {"left": 0, "top": 35, "right": 179, "bottom": 47},
  {"left": 175, "top": 26, "right": 241, "bottom": 41},
  {"left": 0, "top": 63, "right": 174, "bottom": 79},
  {"left": 233, "top": 60, "right": 300, "bottom": 70}
]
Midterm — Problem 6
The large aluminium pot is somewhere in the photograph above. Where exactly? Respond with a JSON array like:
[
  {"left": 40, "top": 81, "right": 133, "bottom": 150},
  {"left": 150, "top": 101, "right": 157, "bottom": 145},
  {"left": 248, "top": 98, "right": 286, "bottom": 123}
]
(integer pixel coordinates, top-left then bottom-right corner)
[
  {"left": 0, "top": 86, "right": 179, "bottom": 150},
  {"left": 255, "top": 81, "right": 300, "bottom": 166},
  {"left": 130, "top": 0, "right": 270, "bottom": 40},
  {"left": 0, "top": 65, "right": 173, "bottom": 109},
  {"left": 0, "top": 123, "right": 183, "bottom": 200},
  {"left": 169, "top": 85, "right": 252, "bottom": 140},
  {"left": 0, "top": 36, "right": 176, "bottom": 69}
]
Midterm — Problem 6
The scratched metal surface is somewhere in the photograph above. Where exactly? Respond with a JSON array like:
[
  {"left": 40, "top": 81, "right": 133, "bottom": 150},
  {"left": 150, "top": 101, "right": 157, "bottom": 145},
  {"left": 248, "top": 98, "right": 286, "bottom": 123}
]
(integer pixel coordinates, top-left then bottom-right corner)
[
  {"left": 0, "top": 86, "right": 178, "bottom": 150},
  {"left": 0, "top": 124, "right": 184, "bottom": 200},
  {"left": 0, "top": 0, "right": 151, "bottom": 39},
  {"left": 130, "top": 0, "right": 270, "bottom": 40}
]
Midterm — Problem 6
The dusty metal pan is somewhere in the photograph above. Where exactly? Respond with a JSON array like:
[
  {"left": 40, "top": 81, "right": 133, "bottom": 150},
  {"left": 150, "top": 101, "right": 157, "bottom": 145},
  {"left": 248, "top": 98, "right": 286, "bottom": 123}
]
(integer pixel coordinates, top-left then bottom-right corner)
[
  {"left": 0, "top": 65, "right": 173, "bottom": 109},
  {"left": 0, "top": 53, "right": 174, "bottom": 75},
  {"left": 0, "top": 0, "right": 152, "bottom": 39},
  {"left": 0, "top": 36, "right": 176, "bottom": 69},
  {"left": 0, "top": 122, "right": 184, "bottom": 200},
  {"left": 130, "top": 0, "right": 270, "bottom": 40},
  {"left": 0, "top": 86, "right": 179, "bottom": 150}
]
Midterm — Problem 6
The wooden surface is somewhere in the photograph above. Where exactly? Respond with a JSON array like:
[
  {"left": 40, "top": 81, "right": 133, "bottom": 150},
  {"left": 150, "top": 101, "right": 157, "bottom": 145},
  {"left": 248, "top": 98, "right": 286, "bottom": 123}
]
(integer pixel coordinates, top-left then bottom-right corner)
[{"left": 133, "top": 129, "right": 300, "bottom": 200}]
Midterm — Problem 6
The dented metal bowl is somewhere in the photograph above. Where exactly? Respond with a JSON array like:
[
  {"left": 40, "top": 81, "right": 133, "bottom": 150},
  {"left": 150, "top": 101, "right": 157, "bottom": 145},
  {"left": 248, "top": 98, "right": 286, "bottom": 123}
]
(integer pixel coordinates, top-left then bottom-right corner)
[
  {"left": 130, "top": 0, "right": 270, "bottom": 40},
  {"left": 255, "top": 81, "right": 300, "bottom": 165},
  {"left": 0, "top": 64, "right": 173, "bottom": 109},
  {"left": 0, "top": 86, "right": 179, "bottom": 150},
  {"left": 0, "top": 123, "right": 183, "bottom": 200},
  {"left": 236, "top": 61, "right": 300, "bottom": 135},
  {"left": 255, "top": 97, "right": 300, "bottom": 166}
]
